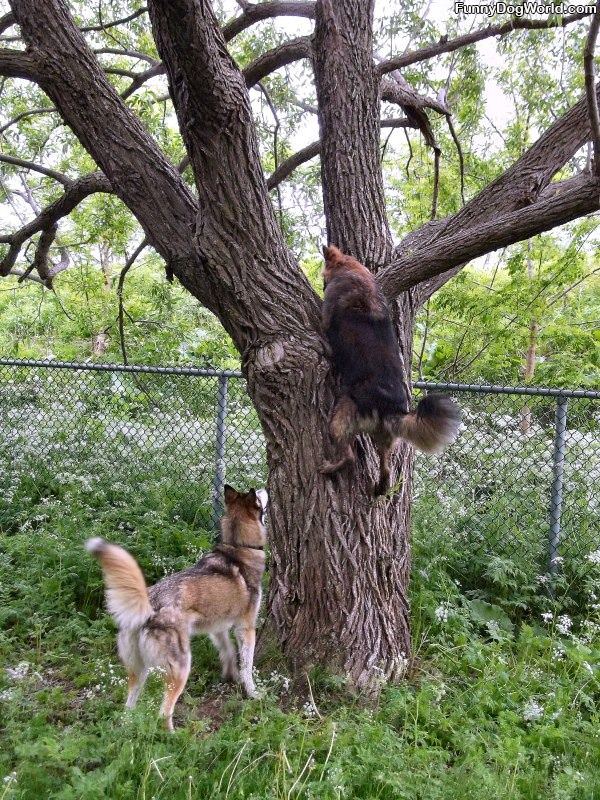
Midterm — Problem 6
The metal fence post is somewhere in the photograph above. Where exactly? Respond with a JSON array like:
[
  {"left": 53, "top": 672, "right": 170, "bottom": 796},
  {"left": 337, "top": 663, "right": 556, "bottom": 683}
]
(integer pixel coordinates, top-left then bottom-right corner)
[
  {"left": 549, "top": 396, "right": 568, "bottom": 576},
  {"left": 212, "top": 374, "right": 228, "bottom": 527}
]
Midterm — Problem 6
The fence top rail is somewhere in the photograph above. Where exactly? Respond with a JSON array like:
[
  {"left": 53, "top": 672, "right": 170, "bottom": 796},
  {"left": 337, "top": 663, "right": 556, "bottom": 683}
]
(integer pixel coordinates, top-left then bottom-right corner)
[
  {"left": 0, "top": 358, "right": 243, "bottom": 378},
  {"left": 414, "top": 381, "right": 600, "bottom": 399},
  {"left": 0, "top": 358, "right": 598, "bottom": 399}
]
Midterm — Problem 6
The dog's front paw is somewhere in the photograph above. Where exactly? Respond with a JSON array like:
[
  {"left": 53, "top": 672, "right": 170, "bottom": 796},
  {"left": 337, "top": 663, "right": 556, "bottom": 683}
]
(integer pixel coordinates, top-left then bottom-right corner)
[{"left": 319, "top": 461, "right": 339, "bottom": 475}]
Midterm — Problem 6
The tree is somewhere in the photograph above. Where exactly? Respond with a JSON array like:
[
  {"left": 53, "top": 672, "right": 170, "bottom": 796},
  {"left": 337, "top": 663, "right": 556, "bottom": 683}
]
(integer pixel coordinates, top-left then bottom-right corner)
[{"left": 1, "top": 0, "right": 599, "bottom": 688}]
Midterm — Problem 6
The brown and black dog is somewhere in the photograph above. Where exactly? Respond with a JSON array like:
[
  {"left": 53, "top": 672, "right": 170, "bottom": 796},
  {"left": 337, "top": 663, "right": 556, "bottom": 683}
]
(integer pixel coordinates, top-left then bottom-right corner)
[
  {"left": 320, "top": 245, "right": 460, "bottom": 495},
  {"left": 86, "top": 485, "right": 267, "bottom": 731}
]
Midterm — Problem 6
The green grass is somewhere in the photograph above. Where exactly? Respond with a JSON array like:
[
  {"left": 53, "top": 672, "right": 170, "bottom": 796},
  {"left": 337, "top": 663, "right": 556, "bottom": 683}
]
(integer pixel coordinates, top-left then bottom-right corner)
[{"left": 2, "top": 424, "right": 600, "bottom": 798}]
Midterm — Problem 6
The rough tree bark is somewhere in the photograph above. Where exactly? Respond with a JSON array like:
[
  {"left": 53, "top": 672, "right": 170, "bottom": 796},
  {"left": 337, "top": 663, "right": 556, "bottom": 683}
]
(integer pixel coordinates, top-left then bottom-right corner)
[{"left": 4, "top": 0, "right": 599, "bottom": 688}]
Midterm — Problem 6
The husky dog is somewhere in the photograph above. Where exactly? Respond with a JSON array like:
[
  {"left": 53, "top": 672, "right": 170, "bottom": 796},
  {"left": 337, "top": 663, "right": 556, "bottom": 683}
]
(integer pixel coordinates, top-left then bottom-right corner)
[
  {"left": 86, "top": 485, "right": 268, "bottom": 731},
  {"left": 320, "top": 245, "right": 461, "bottom": 495}
]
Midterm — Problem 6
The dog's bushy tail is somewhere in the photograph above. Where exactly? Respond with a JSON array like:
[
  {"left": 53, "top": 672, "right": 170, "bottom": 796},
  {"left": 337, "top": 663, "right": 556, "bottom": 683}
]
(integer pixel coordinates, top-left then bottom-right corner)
[
  {"left": 398, "top": 394, "right": 461, "bottom": 454},
  {"left": 86, "top": 538, "right": 153, "bottom": 629}
]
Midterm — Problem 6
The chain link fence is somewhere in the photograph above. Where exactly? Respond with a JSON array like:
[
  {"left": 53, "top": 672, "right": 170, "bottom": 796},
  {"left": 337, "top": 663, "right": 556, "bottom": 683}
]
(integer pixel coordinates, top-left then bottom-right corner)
[{"left": 1, "top": 359, "right": 598, "bottom": 583}]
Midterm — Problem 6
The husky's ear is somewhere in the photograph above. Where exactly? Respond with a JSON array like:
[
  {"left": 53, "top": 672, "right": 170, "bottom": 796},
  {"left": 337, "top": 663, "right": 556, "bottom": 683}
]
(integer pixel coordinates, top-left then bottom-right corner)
[
  {"left": 247, "top": 488, "right": 257, "bottom": 503},
  {"left": 224, "top": 484, "right": 239, "bottom": 504}
]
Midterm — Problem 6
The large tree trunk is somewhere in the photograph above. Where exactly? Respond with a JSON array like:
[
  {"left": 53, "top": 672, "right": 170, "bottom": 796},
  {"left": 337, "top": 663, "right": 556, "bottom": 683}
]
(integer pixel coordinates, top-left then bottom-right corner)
[{"left": 246, "top": 345, "right": 414, "bottom": 687}]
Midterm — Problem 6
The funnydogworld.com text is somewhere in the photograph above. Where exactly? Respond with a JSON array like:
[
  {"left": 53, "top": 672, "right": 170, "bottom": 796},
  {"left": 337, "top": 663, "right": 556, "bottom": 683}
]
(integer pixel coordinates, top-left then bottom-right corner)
[{"left": 454, "top": 2, "right": 597, "bottom": 15}]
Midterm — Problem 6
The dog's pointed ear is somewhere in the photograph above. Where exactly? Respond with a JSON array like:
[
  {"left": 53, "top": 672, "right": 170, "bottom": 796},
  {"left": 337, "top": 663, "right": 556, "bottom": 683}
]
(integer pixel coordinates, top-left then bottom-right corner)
[
  {"left": 247, "top": 488, "right": 257, "bottom": 503},
  {"left": 323, "top": 244, "right": 342, "bottom": 264},
  {"left": 224, "top": 484, "right": 238, "bottom": 504}
]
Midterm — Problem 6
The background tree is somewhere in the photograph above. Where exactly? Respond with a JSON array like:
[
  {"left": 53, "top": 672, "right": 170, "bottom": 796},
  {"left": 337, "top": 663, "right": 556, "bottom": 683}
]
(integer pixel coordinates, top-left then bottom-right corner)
[{"left": 1, "top": 0, "right": 599, "bottom": 688}]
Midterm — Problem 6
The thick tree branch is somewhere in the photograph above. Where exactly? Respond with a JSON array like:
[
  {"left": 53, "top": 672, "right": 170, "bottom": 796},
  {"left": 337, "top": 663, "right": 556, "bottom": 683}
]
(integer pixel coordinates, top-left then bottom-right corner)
[
  {"left": 267, "top": 117, "right": 413, "bottom": 190},
  {"left": 243, "top": 35, "right": 311, "bottom": 87},
  {"left": 0, "top": 12, "right": 15, "bottom": 34},
  {"left": 378, "top": 174, "right": 600, "bottom": 297},
  {"left": 584, "top": 7, "right": 600, "bottom": 174},
  {"left": 0, "top": 48, "right": 39, "bottom": 80},
  {"left": 267, "top": 140, "right": 320, "bottom": 189},
  {"left": 0, "top": 152, "right": 72, "bottom": 186},
  {"left": 313, "top": 0, "right": 392, "bottom": 267},
  {"left": 120, "top": 61, "right": 165, "bottom": 99},
  {"left": 146, "top": 0, "right": 319, "bottom": 343},
  {"left": 223, "top": 1, "right": 315, "bottom": 41},
  {"left": 29, "top": 222, "right": 57, "bottom": 285},
  {"left": 378, "top": 11, "right": 593, "bottom": 75},
  {"left": 108, "top": 38, "right": 311, "bottom": 100},
  {"left": 7, "top": 267, "right": 45, "bottom": 284}
]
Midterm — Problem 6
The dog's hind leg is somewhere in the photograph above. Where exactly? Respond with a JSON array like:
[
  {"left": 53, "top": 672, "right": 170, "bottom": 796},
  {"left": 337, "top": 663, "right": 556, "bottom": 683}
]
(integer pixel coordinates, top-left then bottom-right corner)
[
  {"left": 210, "top": 630, "right": 238, "bottom": 683},
  {"left": 320, "top": 395, "right": 358, "bottom": 475},
  {"left": 159, "top": 651, "right": 191, "bottom": 732},
  {"left": 371, "top": 428, "right": 396, "bottom": 497},
  {"left": 118, "top": 628, "right": 146, "bottom": 708},
  {"left": 234, "top": 625, "right": 258, "bottom": 699},
  {"left": 125, "top": 668, "right": 148, "bottom": 709}
]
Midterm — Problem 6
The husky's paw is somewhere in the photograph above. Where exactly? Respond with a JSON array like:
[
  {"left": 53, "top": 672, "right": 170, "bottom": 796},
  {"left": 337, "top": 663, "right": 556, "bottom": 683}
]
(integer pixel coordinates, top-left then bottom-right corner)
[
  {"left": 222, "top": 665, "right": 239, "bottom": 684},
  {"left": 242, "top": 684, "right": 260, "bottom": 700}
]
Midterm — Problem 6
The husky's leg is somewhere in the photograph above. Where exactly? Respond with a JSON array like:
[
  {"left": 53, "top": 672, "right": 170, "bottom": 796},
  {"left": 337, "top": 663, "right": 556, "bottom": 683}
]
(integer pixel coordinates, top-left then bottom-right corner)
[
  {"left": 160, "top": 651, "right": 191, "bottom": 732},
  {"left": 234, "top": 626, "right": 258, "bottom": 699},
  {"left": 125, "top": 668, "right": 149, "bottom": 709},
  {"left": 118, "top": 628, "right": 146, "bottom": 708},
  {"left": 210, "top": 630, "right": 238, "bottom": 682},
  {"left": 320, "top": 395, "right": 358, "bottom": 475}
]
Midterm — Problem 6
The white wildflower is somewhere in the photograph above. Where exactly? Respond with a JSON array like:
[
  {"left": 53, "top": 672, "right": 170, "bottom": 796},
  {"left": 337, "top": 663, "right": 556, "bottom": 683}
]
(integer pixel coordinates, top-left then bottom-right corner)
[
  {"left": 397, "top": 651, "right": 409, "bottom": 676},
  {"left": 523, "top": 700, "right": 544, "bottom": 722},
  {"left": 556, "top": 615, "right": 572, "bottom": 636},
  {"left": 302, "top": 700, "right": 318, "bottom": 719},
  {"left": 435, "top": 603, "right": 450, "bottom": 623},
  {"left": 587, "top": 550, "right": 600, "bottom": 565},
  {"left": 541, "top": 612, "right": 553, "bottom": 624},
  {"left": 5, "top": 662, "right": 29, "bottom": 681}
]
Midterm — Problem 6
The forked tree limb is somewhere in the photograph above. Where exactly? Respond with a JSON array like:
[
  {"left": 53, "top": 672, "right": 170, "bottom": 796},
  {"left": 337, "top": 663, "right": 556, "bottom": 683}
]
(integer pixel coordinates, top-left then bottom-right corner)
[
  {"left": 584, "top": 5, "right": 600, "bottom": 175},
  {"left": 0, "top": 172, "right": 111, "bottom": 275},
  {"left": 222, "top": 1, "right": 316, "bottom": 41},
  {"left": 242, "top": 36, "right": 311, "bottom": 87},
  {"left": 9, "top": 0, "right": 209, "bottom": 303},
  {"left": 384, "top": 84, "right": 600, "bottom": 303}
]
